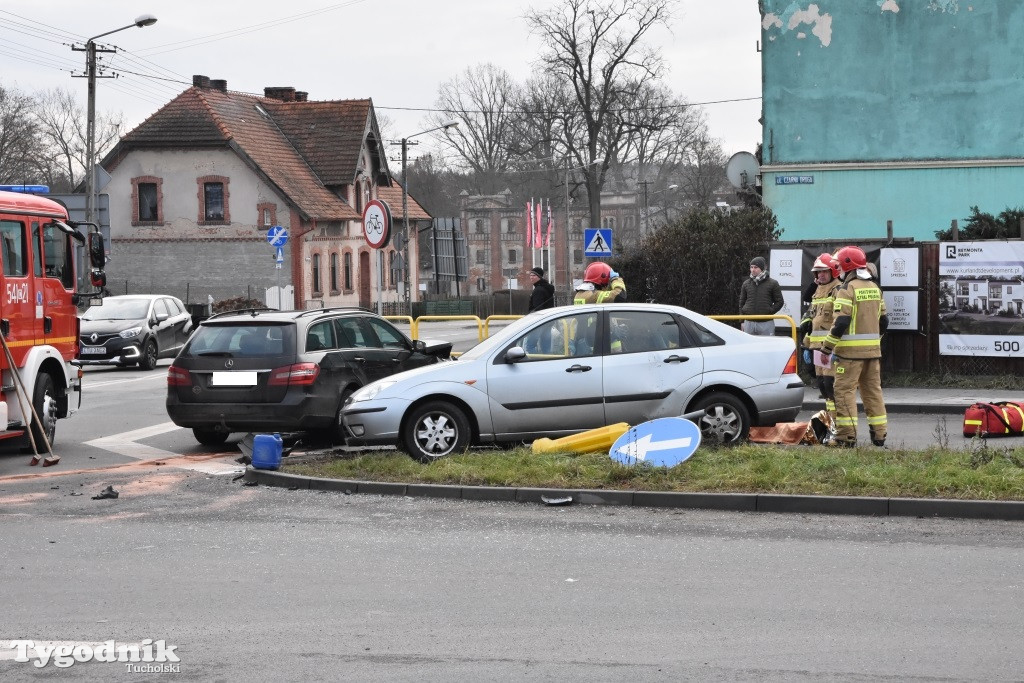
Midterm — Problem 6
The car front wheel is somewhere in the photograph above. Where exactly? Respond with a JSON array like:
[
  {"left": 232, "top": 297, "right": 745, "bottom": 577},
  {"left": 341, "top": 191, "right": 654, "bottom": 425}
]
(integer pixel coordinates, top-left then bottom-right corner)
[
  {"left": 139, "top": 339, "right": 158, "bottom": 370},
  {"left": 691, "top": 392, "right": 750, "bottom": 445},
  {"left": 401, "top": 400, "right": 470, "bottom": 463}
]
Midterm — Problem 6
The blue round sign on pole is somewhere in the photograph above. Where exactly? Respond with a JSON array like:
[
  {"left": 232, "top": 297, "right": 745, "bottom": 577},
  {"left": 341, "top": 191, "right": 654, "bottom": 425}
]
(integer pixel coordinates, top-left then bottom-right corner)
[
  {"left": 267, "top": 225, "right": 288, "bottom": 247},
  {"left": 609, "top": 417, "right": 702, "bottom": 467}
]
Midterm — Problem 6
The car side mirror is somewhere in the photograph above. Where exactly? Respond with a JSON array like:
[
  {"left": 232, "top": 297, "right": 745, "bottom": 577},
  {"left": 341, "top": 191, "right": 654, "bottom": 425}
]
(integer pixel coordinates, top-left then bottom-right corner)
[
  {"left": 413, "top": 339, "right": 427, "bottom": 353},
  {"left": 88, "top": 232, "right": 105, "bottom": 269},
  {"left": 155, "top": 313, "right": 168, "bottom": 323},
  {"left": 89, "top": 269, "right": 106, "bottom": 288},
  {"left": 505, "top": 346, "right": 527, "bottom": 363}
]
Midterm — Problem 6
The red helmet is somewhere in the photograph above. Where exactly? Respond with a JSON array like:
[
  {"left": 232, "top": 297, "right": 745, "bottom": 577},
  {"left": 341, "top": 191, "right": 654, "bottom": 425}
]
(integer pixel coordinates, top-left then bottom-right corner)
[
  {"left": 834, "top": 246, "right": 867, "bottom": 274},
  {"left": 811, "top": 252, "right": 839, "bottom": 278},
  {"left": 583, "top": 262, "right": 612, "bottom": 286}
]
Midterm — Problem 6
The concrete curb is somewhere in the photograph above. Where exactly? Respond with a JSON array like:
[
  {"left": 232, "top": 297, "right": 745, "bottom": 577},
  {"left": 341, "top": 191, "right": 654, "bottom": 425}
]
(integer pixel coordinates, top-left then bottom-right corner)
[{"left": 242, "top": 468, "right": 1024, "bottom": 521}]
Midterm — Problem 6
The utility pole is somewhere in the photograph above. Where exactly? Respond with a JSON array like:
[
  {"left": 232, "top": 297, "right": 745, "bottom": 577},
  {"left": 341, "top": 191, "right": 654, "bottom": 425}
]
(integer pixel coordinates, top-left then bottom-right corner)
[{"left": 73, "top": 15, "right": 158, "bottom": 230}]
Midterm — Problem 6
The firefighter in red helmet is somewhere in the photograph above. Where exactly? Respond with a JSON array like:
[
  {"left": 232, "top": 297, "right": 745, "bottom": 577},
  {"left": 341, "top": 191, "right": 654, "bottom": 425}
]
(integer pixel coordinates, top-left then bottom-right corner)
[
  {"left": 821, "top": 246, "right": 889, "bottom": 448},
  {"left": 573, "top": 261, "right": 627, "bottom": 304},
  {"left": 800, "top": 253, "right": 842, "bottom": 423}
]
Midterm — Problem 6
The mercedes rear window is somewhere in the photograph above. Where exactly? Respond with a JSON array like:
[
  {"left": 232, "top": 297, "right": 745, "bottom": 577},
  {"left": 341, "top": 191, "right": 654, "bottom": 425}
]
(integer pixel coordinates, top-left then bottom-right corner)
[{"left": 181, "top": 323, "right": 296, "bottom": 358}]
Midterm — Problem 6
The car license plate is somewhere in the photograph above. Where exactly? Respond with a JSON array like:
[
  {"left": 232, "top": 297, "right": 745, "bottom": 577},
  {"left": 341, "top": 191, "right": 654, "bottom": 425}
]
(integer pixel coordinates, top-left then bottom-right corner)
[
  {"left": 211, "top": 371, "right": 257, "bottom": 386},
  {"left": 80, "top": 346, "right": 105, "bottom": 355}
]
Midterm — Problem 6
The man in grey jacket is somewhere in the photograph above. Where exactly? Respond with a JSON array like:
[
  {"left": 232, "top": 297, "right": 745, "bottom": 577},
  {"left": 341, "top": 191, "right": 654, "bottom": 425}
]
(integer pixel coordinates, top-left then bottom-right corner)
[{"left": 739, "top": 256, "right": 784, "bottom": 336}]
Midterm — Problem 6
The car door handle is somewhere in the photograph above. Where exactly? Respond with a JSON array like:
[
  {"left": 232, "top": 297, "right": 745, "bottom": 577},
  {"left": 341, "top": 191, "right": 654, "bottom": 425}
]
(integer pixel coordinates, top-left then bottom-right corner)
[
  {"left": 664, "top": 355, "right": 690, "bottom": 363},
  {"left": 566, "top": 364, "right": 592, "bottom": 372},
  {"left": 353, "top": 356, "right": 365, "bottom": 362}
]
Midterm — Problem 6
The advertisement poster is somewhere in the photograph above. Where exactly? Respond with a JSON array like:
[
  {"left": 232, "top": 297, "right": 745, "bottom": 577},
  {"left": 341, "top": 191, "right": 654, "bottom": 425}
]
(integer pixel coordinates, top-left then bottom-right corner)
[
  {"left": 939, "top": 241, "right": 1024, "bottom": 357},
  {"left": 879, "top": 248, "right": 919, "bottom": 331}
]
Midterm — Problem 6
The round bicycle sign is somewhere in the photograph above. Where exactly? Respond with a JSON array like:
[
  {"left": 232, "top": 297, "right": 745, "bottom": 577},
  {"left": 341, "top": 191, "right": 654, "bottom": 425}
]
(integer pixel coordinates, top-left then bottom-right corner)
[{"left": 362, "top": 199, "right": 392, "bottom": 249}]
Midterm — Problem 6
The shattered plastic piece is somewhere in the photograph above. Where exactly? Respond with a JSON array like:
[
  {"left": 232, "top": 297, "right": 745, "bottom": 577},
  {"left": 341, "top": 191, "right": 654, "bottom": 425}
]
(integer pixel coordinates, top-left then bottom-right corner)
[
  {"left": 91, "top": 485, "right": 119, "bottom": 500},
  {"left": 541, "top": 495, "right": 573, "bottom": 506}
]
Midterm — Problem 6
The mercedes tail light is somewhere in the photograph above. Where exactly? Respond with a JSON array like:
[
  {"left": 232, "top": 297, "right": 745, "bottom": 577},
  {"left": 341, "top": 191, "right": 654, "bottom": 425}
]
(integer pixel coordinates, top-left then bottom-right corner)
[
  {"left": 167, "top": 365, "right": 192, "bottom": 387},
  {"left": 268, "top": 362, "right": 320, "bottom": 386}
]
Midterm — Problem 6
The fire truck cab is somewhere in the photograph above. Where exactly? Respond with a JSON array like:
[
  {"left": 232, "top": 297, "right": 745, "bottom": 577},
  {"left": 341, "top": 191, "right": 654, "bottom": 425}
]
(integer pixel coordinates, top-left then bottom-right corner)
[{"left": 0, "top": 188, "right": 106, "bottom": 451}]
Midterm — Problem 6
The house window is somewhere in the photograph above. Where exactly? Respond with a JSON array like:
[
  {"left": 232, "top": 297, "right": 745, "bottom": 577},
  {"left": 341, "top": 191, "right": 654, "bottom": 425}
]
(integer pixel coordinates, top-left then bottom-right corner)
[
  {"left": 476, "top": 249, "right": 486, "bottom": 265},
  {"left": 257, "top": 202, "right": 276, "bottom": 228},
  {"left": 477, "top": 277, "right": 486, "bottom": 292},
  {"left": 508, "top": 249, "right": 517, "bottom": 264},
  {"left": 197, "top": 175, "right": 230, "bottom": 224},
  {"left": 574, "top": 249, "right": 583, "bottom": 264},
  {"left": 388, "top": 250, "right": 396, "bottom": 288},
  {"left": 312, "top": 253, "right": 321, "bottom": 294},
  {"left": 355, "top": 181, "right": 364, "bottom": 214},
  {"left": 204, "top": 183, "right": 224, "bottom": 220},
  {"left": 475, "top": 219, "right": 485, "bottom": 233},
  {"left": 344, "top": 251, "right": 353, "bottom": 290},
  {"left": 139, "top": 184, "right": 158, "bottom": 221},
  {"left": 131, "top": 176, "right": 163, "bottom": 225},
  {"left": 330, "top": 252, "right": 339, "bottom": 292}
]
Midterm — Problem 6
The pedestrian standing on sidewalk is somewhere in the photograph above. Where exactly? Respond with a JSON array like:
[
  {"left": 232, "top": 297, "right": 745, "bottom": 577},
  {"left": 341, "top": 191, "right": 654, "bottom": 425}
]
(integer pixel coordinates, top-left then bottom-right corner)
[
  {"left": 527, "top": 267, "right": 555, "bottom": 312},
  {"left": 739, "top": 256, "right": 784, "bottom": 335},
  {"left": 821, "top": 246, "right": 889, "bottom": 448}
]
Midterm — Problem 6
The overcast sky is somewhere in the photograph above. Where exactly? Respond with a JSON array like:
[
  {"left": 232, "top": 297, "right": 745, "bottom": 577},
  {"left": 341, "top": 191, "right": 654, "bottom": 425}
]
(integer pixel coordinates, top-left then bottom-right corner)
[{"left": 1, "top": 0, "right": 763, "bottom": 161}]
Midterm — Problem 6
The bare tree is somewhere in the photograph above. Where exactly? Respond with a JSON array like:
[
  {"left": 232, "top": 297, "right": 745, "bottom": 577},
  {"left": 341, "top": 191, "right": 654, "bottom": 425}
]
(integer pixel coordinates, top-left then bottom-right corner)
[
  {"left": 0, "top": 84, "right": 44, "bottom": 184},
  {"left": 33, "top": 87, "right": 123, "bottom": 192},
  {"left": 429, "top": 64, "right": 520, "bottom": 194},
  {"left": 679, "top": 130, "right": 726, "bottom": 209},
  {"left": 525, "top": 0, "right": 673, "bottom": 228}
]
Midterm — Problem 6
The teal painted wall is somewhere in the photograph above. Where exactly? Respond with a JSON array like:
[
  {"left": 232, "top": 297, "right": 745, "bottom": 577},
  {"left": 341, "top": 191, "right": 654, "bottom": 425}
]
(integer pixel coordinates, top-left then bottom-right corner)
[
  {"left": 761, "top": 0, "right": 1024, "bottom": 163},
  {"left": 763, "top": 165, "right": 1024, "bottom": 240},
  {"left": 759, "top": 1, "right": 1024, "bottom": 241}
]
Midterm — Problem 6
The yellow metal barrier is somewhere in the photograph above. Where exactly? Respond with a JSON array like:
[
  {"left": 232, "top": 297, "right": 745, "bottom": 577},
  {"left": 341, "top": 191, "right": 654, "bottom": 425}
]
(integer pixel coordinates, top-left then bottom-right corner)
[
  {"left": 709, "top": 314, "right": 798, "bottom": 344},
  {"left": 482, "top": 314, "right": 522, "bottom": 341}
]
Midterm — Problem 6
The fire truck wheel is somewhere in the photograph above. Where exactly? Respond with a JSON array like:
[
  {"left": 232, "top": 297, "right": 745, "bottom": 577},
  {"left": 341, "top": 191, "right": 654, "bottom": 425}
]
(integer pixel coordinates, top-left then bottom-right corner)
[
  {"left": 139, "top": 339, "right": 158, "bottom": 371},
  {"left": 20, "top": 372, "right": 58, "bottom": 453},
  {"left": 193, "top": 428, "right": 229, "bottom": 446}
]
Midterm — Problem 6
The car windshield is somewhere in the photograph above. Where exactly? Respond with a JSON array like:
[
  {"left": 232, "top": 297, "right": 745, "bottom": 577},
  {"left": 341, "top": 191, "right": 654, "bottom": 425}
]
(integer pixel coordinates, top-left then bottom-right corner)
[
  {"left": 81, "top": 299, "right": 150, "bottom": 320},
  {"left": 181, "top": 323, "right": 296, "bottom": 358},
  {"left": 456, "top": 313, "right": 545, "bottom": 361}
]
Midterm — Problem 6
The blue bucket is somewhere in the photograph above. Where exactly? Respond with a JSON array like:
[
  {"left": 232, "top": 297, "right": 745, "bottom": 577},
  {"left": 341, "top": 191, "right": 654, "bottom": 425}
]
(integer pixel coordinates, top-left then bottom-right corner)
[{"left": 251, "top": 433, "right": 283, "bottom": 470}]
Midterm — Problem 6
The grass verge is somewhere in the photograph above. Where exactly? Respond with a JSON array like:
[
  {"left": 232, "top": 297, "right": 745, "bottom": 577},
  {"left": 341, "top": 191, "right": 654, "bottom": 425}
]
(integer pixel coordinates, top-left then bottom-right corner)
[{"left": 288, "top": 440, "right": 1024, "bottom": 501}]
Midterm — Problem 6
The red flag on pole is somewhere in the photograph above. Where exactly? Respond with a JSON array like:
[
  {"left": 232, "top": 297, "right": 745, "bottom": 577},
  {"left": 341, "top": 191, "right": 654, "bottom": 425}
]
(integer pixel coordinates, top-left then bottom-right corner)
[
  {"left": 535, "top": 201, "right": 543, "bottom": 246},
  {"left": 545, "top": 202, "right": 553, "bottom": 247},
  {"left": 526, "top": 200, "right": 533, "bottom": 248}
]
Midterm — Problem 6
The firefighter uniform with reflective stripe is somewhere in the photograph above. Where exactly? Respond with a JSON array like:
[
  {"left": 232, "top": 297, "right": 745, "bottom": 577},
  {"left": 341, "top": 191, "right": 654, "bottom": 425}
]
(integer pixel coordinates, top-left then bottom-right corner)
[
  {"left": 822, "top": 275, "right": 888, "bottom": 446},
  {"left": 801, "top": 278, "right": 841, "bottom": 416}
]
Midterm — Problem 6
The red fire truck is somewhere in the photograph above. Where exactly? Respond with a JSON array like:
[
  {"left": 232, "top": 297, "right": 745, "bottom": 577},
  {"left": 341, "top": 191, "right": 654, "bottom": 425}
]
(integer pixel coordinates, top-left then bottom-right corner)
[{"left": 0, "top": 188, "right": 106, "bottom": 452}]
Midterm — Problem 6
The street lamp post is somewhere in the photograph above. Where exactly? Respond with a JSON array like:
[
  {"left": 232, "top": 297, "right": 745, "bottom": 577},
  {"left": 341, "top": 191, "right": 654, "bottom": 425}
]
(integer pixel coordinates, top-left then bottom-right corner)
[
  {"left": 398, "top": 121, "right": 458, "bottom": 309},
  {"left": 77, "top": 14, "right": 157, "bottom": 230},
  {"left": 639, "top": 182, "right": 678, "bottom": 238}
]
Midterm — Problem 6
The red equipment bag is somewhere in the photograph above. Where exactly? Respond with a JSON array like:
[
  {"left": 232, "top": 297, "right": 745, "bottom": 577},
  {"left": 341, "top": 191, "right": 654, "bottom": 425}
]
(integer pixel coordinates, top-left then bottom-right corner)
[{"left": 962, "top": 401, "right": 1024, "bottom": 437}]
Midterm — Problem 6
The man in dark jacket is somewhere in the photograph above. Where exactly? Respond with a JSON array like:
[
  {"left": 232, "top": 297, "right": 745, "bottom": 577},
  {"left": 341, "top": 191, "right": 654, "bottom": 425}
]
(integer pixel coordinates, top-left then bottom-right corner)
[
  {"left": 527, "top": 267, "right": 555, "bottom": 312},
  {"left": 739, "top": 256, "right": 784, "bottom": 335}
]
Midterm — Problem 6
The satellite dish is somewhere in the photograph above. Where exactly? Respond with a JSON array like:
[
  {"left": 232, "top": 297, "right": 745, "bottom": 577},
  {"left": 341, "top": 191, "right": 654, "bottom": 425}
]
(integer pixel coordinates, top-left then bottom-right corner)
[{"left": 726, "top": 152, "right": 759, "bottom": 189}]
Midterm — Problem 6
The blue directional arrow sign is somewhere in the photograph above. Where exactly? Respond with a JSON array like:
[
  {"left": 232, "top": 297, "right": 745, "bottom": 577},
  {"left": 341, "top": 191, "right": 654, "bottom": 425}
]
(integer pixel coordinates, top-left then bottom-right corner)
[
  {"left": 267, "top": 225, "right": 288, "bottom": 247},
  {"left": 583, "top": 228, "right": 612, "bottom": 257},
  {"left": 609, "top": 417, "right": 702, "bottom": 467}
]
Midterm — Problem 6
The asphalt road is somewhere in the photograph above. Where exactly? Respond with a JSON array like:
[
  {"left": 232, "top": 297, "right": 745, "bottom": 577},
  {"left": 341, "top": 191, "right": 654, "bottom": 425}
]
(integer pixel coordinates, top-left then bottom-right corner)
[{"left": 1, "top": 471, "right": 1022, "bottom": 680}]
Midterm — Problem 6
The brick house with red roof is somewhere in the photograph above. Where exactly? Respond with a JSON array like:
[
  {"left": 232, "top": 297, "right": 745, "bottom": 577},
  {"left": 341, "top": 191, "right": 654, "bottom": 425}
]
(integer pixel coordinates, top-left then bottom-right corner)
[{"left": 100, "top": 75, "right": 429, "bottom": 310}]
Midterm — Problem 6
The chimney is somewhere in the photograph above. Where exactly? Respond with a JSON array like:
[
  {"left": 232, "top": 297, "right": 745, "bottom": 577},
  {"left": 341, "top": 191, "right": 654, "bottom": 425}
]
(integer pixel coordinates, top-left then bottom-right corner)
[
  {"left": 193, "top": 75, "right": 210, "bottom": 89},
  {"left": 294, "top": 91, "right": 308, "bottom": 102},
  {"left": 210, "top": 79, "right": 227, "bottom": 92},
  {"left": 264, "top": 86, "right": 296, "bottom": 102}
]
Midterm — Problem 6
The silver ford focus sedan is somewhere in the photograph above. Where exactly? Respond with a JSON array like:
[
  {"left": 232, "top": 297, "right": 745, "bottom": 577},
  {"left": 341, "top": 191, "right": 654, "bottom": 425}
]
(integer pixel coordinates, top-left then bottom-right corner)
[{"left": 342, "top": 303, "right": 804, "bottom": 462}]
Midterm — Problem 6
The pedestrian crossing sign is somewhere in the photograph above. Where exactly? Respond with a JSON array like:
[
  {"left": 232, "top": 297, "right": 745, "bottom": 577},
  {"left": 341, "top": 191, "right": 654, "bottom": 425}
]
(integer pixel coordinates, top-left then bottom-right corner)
[{"left": 584, "top": 228, "right": 612, "bottom": 257}]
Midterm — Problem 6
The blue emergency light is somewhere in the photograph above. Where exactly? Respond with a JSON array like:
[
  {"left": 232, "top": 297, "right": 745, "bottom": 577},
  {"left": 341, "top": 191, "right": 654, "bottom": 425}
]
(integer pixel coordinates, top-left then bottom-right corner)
[{"left": 0, "top": 184, "right": 50, "bottom": 194}]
